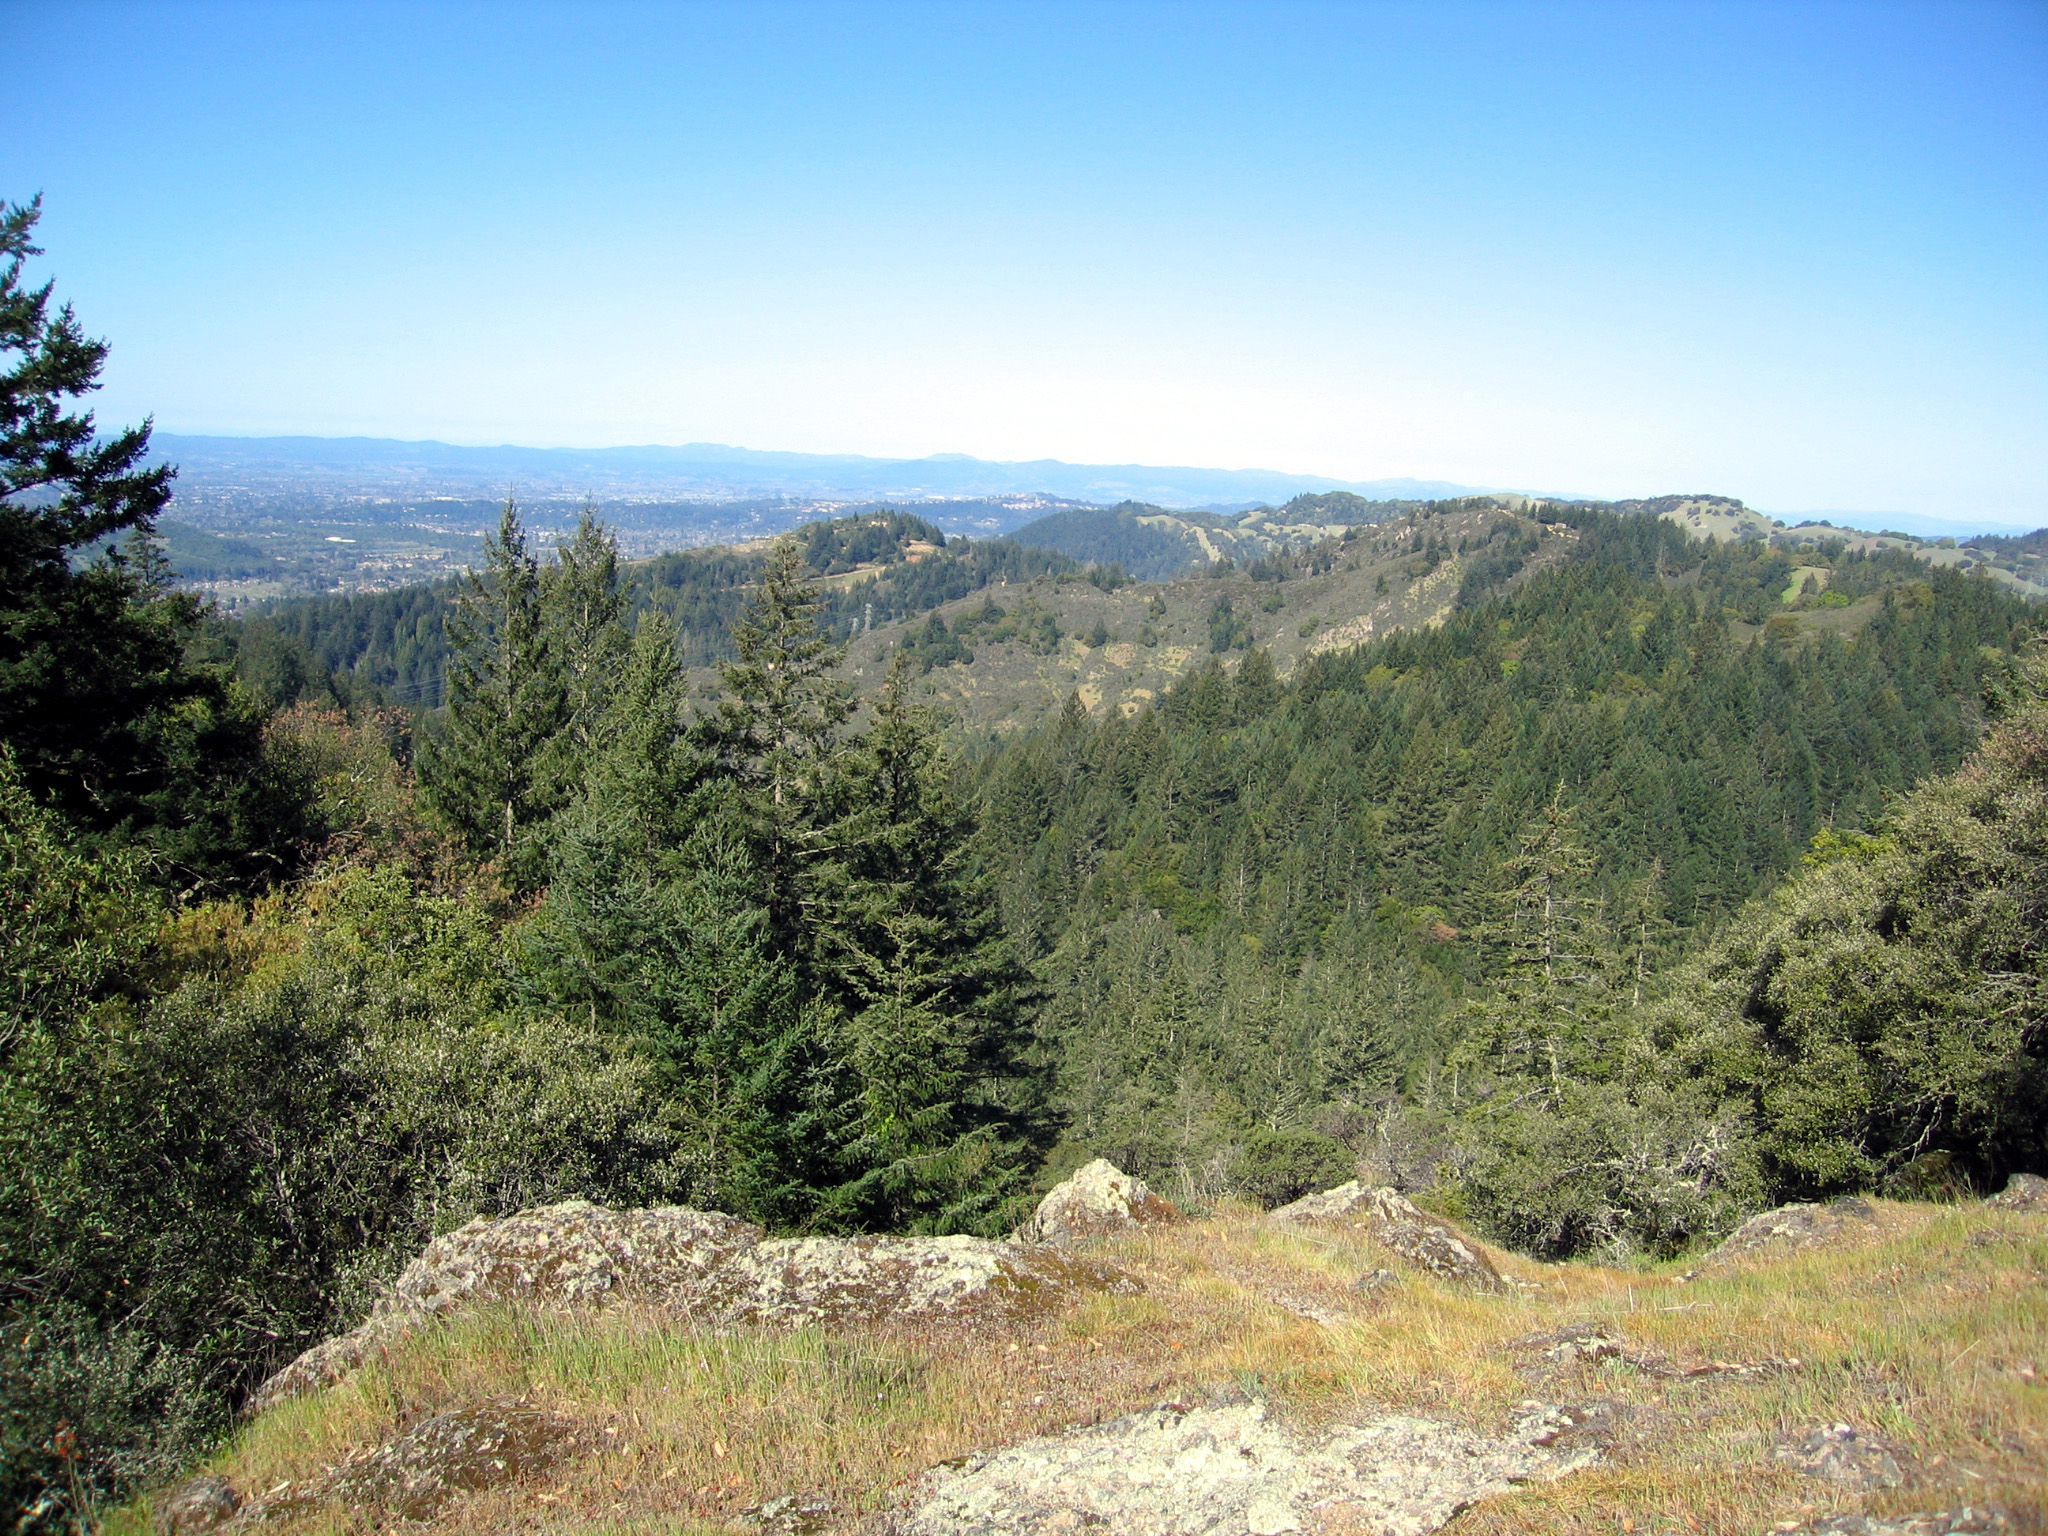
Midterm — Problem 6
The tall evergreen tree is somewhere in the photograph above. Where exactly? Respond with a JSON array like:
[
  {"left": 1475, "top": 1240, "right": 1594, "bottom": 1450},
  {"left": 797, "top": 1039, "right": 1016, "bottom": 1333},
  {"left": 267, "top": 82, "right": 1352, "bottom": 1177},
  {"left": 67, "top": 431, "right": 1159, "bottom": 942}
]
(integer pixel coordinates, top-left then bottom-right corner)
[
  {"left": 546, "top": 508, "right": 632, "bottom": 756},
  {"left": 709, "top": 539, "right": 855, "bottom": 946},
  {"left": 420, "top": 499, "right": 569, "bottom": 887},
  {"left": 813, "top": 658, "right": 1045, "bottom": 1230},
  {"left": 0, "top": 195, "right": 301, "bottom": 887}
]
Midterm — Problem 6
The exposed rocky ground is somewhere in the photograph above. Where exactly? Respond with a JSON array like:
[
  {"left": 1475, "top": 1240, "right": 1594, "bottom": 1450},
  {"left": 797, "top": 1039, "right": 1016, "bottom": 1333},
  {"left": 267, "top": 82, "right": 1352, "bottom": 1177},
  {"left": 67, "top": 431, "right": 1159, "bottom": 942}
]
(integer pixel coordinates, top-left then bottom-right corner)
[
  {"left": 252, "top": 1189, "right": 1141, "bottom": 1413},
  {"left": 1268, "top": 1184, "right": 1501, "bottom": 1292},
  {"left": 1691, "top": 1198, "right": 1888, "bottom": 1274},
  {"left": 156, "top": 1167, "right": 2048, "bottom": 1536},
  {"left": 904, "top": 1398, "right": 1593, "bottom": 1536}
]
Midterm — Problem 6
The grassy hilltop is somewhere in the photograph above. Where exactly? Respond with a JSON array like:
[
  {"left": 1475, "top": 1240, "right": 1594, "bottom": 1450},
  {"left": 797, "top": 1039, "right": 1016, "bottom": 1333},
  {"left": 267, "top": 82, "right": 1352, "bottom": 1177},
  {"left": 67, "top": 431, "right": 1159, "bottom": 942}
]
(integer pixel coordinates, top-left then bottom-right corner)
[{"left": 116, "top": 1193, "right": 2046, "bottom": 1535}]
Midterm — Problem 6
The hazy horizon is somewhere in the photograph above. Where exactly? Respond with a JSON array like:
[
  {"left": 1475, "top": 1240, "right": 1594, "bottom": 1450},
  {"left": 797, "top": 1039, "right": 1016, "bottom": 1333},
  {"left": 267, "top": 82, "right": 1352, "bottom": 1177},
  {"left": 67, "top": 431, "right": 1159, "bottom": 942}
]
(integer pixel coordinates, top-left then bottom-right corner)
[{"left": 6, "top": 2, "right": 2044, "bottom": 524}]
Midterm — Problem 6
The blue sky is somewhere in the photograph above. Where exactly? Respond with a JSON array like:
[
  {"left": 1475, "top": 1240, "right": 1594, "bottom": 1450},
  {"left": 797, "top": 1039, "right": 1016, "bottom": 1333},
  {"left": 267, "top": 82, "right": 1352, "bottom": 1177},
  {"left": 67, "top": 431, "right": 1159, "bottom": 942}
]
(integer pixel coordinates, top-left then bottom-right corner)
[{"left": 4, "top": 0, "right": 2044, "bottom": 521}]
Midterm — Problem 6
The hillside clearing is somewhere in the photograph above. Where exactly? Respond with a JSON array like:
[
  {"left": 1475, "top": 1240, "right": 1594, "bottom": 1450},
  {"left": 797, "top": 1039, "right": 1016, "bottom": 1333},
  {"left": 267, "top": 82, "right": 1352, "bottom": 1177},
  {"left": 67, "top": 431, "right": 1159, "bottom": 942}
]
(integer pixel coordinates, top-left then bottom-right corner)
[{"left": 122, "top": 1197, "right": 2045, "bottom": 1535}]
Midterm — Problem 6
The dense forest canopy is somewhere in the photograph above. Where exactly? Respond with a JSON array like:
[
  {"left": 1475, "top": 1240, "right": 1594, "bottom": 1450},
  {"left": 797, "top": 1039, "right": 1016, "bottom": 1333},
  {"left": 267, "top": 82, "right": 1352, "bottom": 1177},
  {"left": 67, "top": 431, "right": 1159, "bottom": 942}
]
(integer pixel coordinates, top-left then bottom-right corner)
[
  {"left": 2, "top": 196, "right": 2044, "bottom": 1530},
  {"left": 241, "top": 509, "right": 1077, "bottom": 708}
]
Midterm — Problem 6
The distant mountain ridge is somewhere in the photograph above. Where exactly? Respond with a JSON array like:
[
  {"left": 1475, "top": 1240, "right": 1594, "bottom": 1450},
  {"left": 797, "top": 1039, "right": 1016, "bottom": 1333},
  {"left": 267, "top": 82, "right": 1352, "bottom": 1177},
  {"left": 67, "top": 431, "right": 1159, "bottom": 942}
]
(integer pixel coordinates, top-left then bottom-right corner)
[{"left": 149, "top": 433, "right": 1493, "bottom": 510}]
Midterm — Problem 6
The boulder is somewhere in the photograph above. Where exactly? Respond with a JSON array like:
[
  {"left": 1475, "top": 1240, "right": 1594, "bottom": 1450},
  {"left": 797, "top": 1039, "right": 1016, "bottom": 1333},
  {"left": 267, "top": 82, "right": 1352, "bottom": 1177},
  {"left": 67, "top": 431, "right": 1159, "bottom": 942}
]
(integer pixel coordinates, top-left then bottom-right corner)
[
  {"left": 152, "top": 1474, "right": 240, "bottom": 1534},
  {"left": 386, "top": 1201, "right": 765, "bottom": 1317},
  {"left": 251, "top": 1201, "right": 1134, "bottom": 1413},
  {"left": 229, "top": 1399, "right": 589, "bottom": 1525},
  {"left": 1697, "top": 1197, "right": 1881, "bottom": 1271},
  {"left": 1013, "top": 1158, "right": 1181, "bottom": 1246},
  {"left": 906, "top": 1398, "right": 1595, "bottom": 1536},
  {"left": 1985, "top": 1172, "right": 2048, "bottom": 1212},
  {"left": 1269, "top": 1183, "right": 1502, "bottom": 1292},
  {"left": 324, "top": 1399, "right": 583, "bottom": 1521},
  {"left": 708, "top": 1235, "right": 1134, "bottom": 1328},
  {"left": 252, "top": 1201, "right": 763, "bottom": 1412}
]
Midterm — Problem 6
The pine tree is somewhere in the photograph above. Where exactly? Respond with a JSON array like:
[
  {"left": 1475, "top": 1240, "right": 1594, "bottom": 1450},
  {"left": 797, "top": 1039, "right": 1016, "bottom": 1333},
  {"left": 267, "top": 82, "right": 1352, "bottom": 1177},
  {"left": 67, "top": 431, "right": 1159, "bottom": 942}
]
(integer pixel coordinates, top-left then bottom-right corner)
[
  {"left": 420, "top": 498, "right": 569, "bottom": 887},
  {"left": 812, "top": 657, "right": 1044, "bottom": 1231},
  {"left": 709, "top": 539, "right": 854, "bottom": 946},
  {"left": 0, "top": 195, "right": 297, "bottom": 887},
  {"left": 546, "top": 508, "right": 631, "bottom": 756}
]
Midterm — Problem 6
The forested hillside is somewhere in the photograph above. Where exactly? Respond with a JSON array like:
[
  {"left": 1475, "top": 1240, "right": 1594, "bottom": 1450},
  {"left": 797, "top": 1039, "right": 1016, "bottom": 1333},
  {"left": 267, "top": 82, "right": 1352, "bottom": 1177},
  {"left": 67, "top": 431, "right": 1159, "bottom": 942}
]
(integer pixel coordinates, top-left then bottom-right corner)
[
  {"left": 242, "top": 510, "right": 1075, "bottom": 707},
  {"left": 966, "top": 510, "right": 2037, "bottom": 1218}
]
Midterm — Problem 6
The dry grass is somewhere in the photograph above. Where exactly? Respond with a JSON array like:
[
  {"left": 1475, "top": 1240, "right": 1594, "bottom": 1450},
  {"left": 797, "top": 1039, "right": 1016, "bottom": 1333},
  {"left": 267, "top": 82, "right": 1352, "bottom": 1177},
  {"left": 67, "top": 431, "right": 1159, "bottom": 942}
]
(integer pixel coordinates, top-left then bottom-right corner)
[{"left": 114, "top": 1197, "right": 2046, "bottom": 1535}]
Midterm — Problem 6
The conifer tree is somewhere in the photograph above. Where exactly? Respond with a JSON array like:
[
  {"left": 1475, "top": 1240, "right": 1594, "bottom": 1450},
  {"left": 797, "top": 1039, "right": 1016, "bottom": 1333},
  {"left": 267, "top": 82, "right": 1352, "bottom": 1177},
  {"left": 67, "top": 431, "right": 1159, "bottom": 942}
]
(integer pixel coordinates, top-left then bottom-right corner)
[
  {"left": 813, "top": 657, "right": 1042, "bottom": 1230},
  {"left": 547, "top": 508, "right": 632, "bottom": 756},
  {"left": 709, "top": 539, "right": 854, "bottom": 945},
  {"left": 0, "top": 195, "right": 298, "bottom": 886},
  {"left": 420, "top": 498, "right": 568, "bottom": 887}
]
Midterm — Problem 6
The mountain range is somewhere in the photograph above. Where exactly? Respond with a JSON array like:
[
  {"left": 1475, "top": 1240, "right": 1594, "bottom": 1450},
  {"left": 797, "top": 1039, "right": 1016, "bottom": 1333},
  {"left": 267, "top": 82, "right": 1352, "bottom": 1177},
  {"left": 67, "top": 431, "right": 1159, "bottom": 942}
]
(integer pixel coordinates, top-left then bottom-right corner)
[{"left": 149, "top": 433, "right": 1494, "bottom": 509}]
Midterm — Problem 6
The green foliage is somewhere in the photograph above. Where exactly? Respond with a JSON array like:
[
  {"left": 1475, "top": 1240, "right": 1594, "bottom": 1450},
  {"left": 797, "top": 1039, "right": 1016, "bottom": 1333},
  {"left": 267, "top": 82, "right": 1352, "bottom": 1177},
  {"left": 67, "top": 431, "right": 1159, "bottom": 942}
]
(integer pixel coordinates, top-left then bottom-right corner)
[
  {"left": 1, "top": 863, "right": 684, "bottom": 1524},
  {"left": 418, "top": 502, "right": 634, "bottom": 889},
  {"left": 253, "top": 514, "right": 1075, "bottom": 706},
  {"left": 1647, "top": 687, "right": 2048, "bottom": 1201},
  {"left": 1012, "top": 502, "right": 1202, "bottom": 581},
  {"left": 0, "top": 197, "right": 309, "bottom": 890},
  {"left": 527, "top": 550, "right": 1048, "bottom": 1233},
  {"left": 970, "top": 508, "right": 2035, "bottom": 1226}
]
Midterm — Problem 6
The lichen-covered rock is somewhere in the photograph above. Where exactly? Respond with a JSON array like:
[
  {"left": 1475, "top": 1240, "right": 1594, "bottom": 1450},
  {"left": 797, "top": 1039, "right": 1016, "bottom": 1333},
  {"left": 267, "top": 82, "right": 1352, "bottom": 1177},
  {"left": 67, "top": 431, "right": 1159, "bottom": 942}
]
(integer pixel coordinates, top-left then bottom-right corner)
[
  {"left": 1986, "top": 1172, "right": 2048, "bottom": 1212},
  {"left": 244, "top": 1318, "right": 409, "bottom": 1414},
  {"left": 1698, "top": 1198, "right": 1882, "bottom": 1271},
  {"left": 231, "top": 1400, "right": 587, "bottom": 1524},
  {"left": 1267, "top": 1181, "right": 1378, "bottom": 1224},
  {"left": 387, "top": 1201, "right": 764, "bottom": 1317},
  {"left": 250, "top": 1202, "right": 763, "bottom": 1412},
  {"left": 1777, "top": 1509, "right": 2015, "bottom": 1536},
  {"left": 1014, "top": 1159, "right": 1181, "bottom": 1246},
  {"left": 709, "top": 1235, "right": 1133, "bottom": 1327},
  {"left": 905, "top": 1399, "right": 1593, "bottom": 1536},
  {"left": 327, "top": 1399, "right": 582, "bottom": 1520},
  {"left": 251, "top": 1202, "right": 1133, "bottom": 1413},
  {"left": 1269, "top": 1183, "right": 1501, "bottom": 1292},
  {"left": 1771, "top": 1423, "right": 1908, "bottom": 1489},
  {"left": 152, "top": 1473, "right": 240, "bottom": 1533}
]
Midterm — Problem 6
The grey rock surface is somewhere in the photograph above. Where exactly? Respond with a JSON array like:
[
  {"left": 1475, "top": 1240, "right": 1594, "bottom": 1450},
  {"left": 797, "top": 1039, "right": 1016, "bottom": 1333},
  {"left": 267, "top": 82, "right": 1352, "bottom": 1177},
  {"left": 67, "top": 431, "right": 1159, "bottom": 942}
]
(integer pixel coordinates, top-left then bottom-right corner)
[
  {"left": 1699, "top": 1198, "right": 1883, "bottom": 1271},
  {"left": 904, "top": 1399, "right": 1592, "bottom": 1536},
  {"left": 1776, "top": 1509, "right": 2015, "bottom": 1535},
  {"left": 152, "top": 1473, "right": 240, "bottom": 1533},
  {"left": 1014, "top": 1158, "right": 1182, "bottom": 1246},
  {"left": 252, "top": 1202, "right": 1134, "bottom": 1412},
  {"left": 227, "top": 1399, "right": 587, "bottom": 1525},
  {"left": 1269, "top": 1183, "right": 1502, "bottom": 1292},
  {"left": 1985, "top": 1172, "right": 2048, "bottom": 1212},
  {"left": 323, "top": 1399, "right": 581, "bottom": 1521},
  {"left": 249, "top": 1202, "right": 764, "bottom": 1412},
  {"left": 711, "top": 1235, "right": 1134, "bottom": 1327},
  {"left": 1771, "top": 1423, "right": 1908, "bottom": 1489}
]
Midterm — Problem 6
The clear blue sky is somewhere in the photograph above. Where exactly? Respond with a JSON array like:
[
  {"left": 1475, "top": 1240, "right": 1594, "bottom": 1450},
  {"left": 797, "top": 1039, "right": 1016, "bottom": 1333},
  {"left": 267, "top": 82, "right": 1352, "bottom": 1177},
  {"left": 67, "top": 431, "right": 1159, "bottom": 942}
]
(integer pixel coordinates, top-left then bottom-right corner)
[{"left": 4, "top": 0, "right": 2044, "bottom": 520}]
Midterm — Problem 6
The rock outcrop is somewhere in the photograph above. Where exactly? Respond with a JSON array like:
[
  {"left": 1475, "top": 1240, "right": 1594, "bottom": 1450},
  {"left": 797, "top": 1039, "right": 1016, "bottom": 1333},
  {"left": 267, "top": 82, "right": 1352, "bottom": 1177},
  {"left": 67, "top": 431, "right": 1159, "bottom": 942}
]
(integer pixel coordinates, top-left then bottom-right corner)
[
  {"left": 152, "top": 1474, "right": 240, "bottom": 1534},
  {"left": 906, "top": 1398, "right": 1594, "bottom": 1536},
  {"left": 1013, "top": 1158, "right": 1181, "bottom": 1246},
  {"left": 1269, "top": 1182, "right": 1502, "bottom": 1292},
  {"left": 708, "top": 1235, "right": 1134, "bottom": 1327},
  {"left": 1986, "top": 1172, "right": 2048, "bottom": 1212},
  {"left": 319, "top": 1400, "right": 583, "bottom": 1521},
  {"left": 1695, "top": 1197, "right": 1883, "bottom": 1271},
  {"left": 252, "top": 1201, "right": 1134, "bottom": 1412},
  {"left": 174, "top": 1400, "right": 590, "bottom": 1530},
  {"left": 1772, "top": 1423, "right": 1909, "bottom": 1490},
  {"left": 1778, "top": 1511, "right": 2016, "bottom": 1536},
  {"left": 383, "top": 1201, "right": 765, "bottom": 1316},
  {"left": 249, "top": 1203, "right": 765, "bottom": 1412}
]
